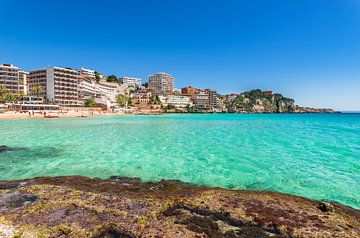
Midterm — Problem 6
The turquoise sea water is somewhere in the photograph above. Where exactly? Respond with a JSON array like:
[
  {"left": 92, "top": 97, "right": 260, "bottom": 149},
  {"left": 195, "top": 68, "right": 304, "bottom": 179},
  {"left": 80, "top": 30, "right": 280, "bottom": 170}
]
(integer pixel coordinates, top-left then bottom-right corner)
[{"left": 0, "top": 114, "right": 359, "bottom": 209}]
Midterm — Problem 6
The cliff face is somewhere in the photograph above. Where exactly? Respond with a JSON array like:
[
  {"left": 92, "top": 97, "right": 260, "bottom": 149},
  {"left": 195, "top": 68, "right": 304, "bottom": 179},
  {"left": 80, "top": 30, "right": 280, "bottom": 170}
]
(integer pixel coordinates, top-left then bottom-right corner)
[
  {"left": 0, "top": 176, "right": 359, "bottom": 238},
  {"left": 228, "top": 90, "right": 295, "bottom": 113},
  {"left": 227, "top": 89, "right": 336, "bottom": 113}
]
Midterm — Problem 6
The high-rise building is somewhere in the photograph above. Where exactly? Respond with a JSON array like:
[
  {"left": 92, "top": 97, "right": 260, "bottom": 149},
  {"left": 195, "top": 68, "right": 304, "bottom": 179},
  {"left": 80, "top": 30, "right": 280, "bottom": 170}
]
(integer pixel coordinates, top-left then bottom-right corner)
[
  {"left": 0, "top": 64, "right": 21, "bottom": 94},
  {"left": 28, "top": 67, "right": 81, "bottom": 106},
  {"left": 148, "top": 72, "right": 174, "bottom": 96}
]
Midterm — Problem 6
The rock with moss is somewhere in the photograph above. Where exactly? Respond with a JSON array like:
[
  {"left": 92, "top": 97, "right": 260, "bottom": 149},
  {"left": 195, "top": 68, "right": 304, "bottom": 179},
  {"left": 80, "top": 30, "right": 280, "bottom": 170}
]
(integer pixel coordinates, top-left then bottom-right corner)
[{"left": 0, "top": 176, "right": 359, "bottom": 237}]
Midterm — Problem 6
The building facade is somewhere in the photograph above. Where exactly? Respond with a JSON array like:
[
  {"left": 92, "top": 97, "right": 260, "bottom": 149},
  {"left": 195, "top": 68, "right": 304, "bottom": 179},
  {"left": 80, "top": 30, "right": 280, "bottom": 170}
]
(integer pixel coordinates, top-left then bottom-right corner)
[
  {"left": 0, "top": 64, "right": 21, "bottom": 94},
  {"left": 78, "top": 77, "right": 99, "bottom": 99},
  {"left": 181, "top": 86, "right": 200, "bottom": 95},
  {"left": 206, "top": 89, "right": 218, "bottom": 109},
  {"left": 18, "top": 71, "right": 29, "bottom": 95},
  {"left": 119, "top": 77, "right": 142, "bottom": 89},
  {"left": 79, "top": 67, "right": 96, "bottom": 79},
  {"left": 28, "top": 67, "right": 81, "bottom": 106},
  {"left": 166, "top": 95, "right": 193, "bottom": 108},
  {"left": 148, "top": 72, "right": 174, "bottom": 96},
  {"left": 131, "top": 89, "right": 152, "bottom": 105},
  {"left": 192, "top": 90, "right": 209, "bottom": 110}
]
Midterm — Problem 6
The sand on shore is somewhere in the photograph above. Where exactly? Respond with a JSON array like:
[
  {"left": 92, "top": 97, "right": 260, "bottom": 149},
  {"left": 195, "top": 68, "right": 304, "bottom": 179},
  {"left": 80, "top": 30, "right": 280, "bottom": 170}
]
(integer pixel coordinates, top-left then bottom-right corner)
[{"left": 0, "top": 110, "right": 126, "bottom": 120}]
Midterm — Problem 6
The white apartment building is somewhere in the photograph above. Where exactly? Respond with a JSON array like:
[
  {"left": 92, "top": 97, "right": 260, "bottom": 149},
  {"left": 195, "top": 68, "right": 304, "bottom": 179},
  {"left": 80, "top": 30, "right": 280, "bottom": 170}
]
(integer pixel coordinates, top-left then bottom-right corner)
[
  {"left": 0, "top": 64, "right": 21, "bottom": 94},
  {"left": 192, "top": 90, "right": 209, "bottom": 110},
  {"left": 18, "top": 71, "right": 29, "bottom": 95},
  {"left": 95, "top": 80, "right": 129, "bottom": 103},
  {"left": 79, "top": 67, "right": 96, "bottom": 79},
  {"left": 119, "top": 77, "right": 142, "bottom": 89},
  {"left": 78, "top": 77, "right": 99, "bottom": 99},
  {"left": 29, "top": 67, "right": 81, "bottom": 106},
  {"left": 148, "top": 72, "right": 174, "bottom": 96},
  {"left": 166, "top": 95, "right": 193, "bottom": 108}
]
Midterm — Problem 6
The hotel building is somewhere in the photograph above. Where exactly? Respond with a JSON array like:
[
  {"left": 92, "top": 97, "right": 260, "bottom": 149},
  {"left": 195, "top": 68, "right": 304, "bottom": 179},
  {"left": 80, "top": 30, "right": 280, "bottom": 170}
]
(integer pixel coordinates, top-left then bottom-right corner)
[
  {"left": 28, "top": 67, "right": 81, "bottom": 106},
  {"left": 166, "top": 94, "right": 193, "bottom": 108},
  {"left": 0, "top": 64, "right": 21, "bottom": 94},
  {"left": 148, "top": 72, "right": 174, "bottom": 96}
]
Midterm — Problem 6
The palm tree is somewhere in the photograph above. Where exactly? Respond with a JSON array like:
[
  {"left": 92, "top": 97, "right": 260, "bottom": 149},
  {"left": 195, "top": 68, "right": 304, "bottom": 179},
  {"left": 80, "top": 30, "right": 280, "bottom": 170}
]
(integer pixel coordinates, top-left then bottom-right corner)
[
  {"left": 31, "top": 85, "right": 44, "bottom": 102},
  {"left": 116, "top": 94, "right": 129, "bottom": 108},
  {"left": 0, "top": 86, "right": 11, "bottom": 103},
  {"left": 0, "top": 86, "right": 8, "bottom": 97}
]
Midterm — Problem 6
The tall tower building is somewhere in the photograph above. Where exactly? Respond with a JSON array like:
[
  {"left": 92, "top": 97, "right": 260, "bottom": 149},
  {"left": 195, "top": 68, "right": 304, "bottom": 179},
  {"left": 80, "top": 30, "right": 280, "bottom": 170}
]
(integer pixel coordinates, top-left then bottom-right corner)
[{"left": 148, "top": 72, "right": 174, "bottom": 96}]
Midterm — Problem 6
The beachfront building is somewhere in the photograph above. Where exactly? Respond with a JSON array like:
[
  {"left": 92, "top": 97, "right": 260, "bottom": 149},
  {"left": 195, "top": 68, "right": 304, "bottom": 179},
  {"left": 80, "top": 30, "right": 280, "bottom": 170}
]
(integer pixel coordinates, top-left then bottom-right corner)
[
  {"left": 192, "top": 90, "right": 210, "bottom": 110},
  {"left": 18, "top": 71, "right": 29, "bottom": 95},
  {"left": 78, "top": 77, "right": 99, "bottom": 99},
  {"left": 131, "top": 89, "right": 152, "bottom": 105},
  {"left": 148, "top": 72, "right": 174, "bottom": 96},
  {"left": 0, "top": 64, "right": 21, "bottom": 94},
  {"left": 96, "top": 81, "right": 128, "bottom": 101},
  {"left": 166, "top": 95, "right": 193, "bottom": 108},
  {"left": 28, "top": 67, "right": 81, "bottom": 106},
  {"left": 181, "top": 86, "right": 220, "bottom": 111},
  {"left": 119, "top": 77, "right": 142, "bottom": 89},
  {"left": 206, "top": 89, "right": 218, "bottom": 109}
]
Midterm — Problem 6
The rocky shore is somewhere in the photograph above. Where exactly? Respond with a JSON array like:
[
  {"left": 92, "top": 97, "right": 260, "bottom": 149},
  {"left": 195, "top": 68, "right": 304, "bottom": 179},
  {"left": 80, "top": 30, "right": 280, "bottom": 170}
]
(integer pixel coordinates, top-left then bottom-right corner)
[{"left": 0, "top": 176, "right": 359, "bottom": 238}]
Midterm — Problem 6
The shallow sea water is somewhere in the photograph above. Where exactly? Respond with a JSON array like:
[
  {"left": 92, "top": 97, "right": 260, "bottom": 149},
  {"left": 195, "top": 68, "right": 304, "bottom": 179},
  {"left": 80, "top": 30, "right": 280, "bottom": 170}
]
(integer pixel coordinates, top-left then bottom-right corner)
[{"left": 0, "top": 114, "right": 359, "bottom": 209}]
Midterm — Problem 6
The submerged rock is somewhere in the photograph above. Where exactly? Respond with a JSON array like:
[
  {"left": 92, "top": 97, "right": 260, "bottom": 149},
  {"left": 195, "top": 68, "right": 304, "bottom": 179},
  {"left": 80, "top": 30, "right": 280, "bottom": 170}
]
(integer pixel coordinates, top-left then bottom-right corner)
[
  {"left": 0, "top": 145, "right": 28, "bottom": 153},
  {"left": 0, "top": 176, "right": 358, "bottom": 238}
]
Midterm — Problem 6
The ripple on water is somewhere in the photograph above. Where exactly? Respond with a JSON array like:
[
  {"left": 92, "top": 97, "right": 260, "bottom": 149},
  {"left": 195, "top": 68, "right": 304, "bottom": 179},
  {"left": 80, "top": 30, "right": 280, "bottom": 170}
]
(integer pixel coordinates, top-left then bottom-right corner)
[{"left": 0, "top": 114, "right": 359, "bottom": 209}]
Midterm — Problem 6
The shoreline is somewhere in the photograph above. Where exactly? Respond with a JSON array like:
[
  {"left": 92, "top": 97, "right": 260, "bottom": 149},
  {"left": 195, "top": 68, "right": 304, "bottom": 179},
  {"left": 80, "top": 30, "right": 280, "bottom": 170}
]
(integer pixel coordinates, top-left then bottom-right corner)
[
  {"left": 0, "top": 176, "right": 359, "bottom": 237},
  {"left": 0, "top": 110, "right": 344, "bottom": 121}
]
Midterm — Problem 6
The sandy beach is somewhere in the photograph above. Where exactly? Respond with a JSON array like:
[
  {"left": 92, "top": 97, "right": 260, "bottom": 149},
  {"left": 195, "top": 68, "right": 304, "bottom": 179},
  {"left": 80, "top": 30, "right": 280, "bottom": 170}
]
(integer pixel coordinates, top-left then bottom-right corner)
[
  {"left": 0, "top": 110, "right": 126, "bottom": 120},
  {"left": 0, "top": 108, "right": 165, "bottom": 120}
]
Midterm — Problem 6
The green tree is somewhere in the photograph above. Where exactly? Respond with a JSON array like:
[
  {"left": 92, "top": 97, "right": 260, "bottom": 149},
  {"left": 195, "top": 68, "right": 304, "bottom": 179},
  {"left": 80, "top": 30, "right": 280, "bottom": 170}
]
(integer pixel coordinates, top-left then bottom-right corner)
[
  {"left": 94, "top": 71, "right": 101, "bottom": 83},
  {"left": 106, "top": 75, "right": 118, "bottom": 83},
  {"left": 0, "top": 86, "right": 20, "bottom": 103},
  {"left": 142, "top": 82, "right": 148, "bottom": 88},
  {"left": 149, "top": 95, "right": 161, "bottom": 105},
  {"left": 0, "top": 86, "right": 9, "bottom": 101},
  {"left": 116, "top": 94, "right": 129, "bottom": 108},
  {"left": 31, "top": 85, "right": 44, "bottom": 100},
  {"left": 84, "top": 98, "right": 96, "bottom": 107}
]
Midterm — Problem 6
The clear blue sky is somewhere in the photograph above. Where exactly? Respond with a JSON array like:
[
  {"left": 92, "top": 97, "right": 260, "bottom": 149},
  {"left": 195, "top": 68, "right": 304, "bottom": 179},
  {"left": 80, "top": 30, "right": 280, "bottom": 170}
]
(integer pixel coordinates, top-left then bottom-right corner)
[{"left": 1, "top": 0, "right": 360, "bottom": 110}]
